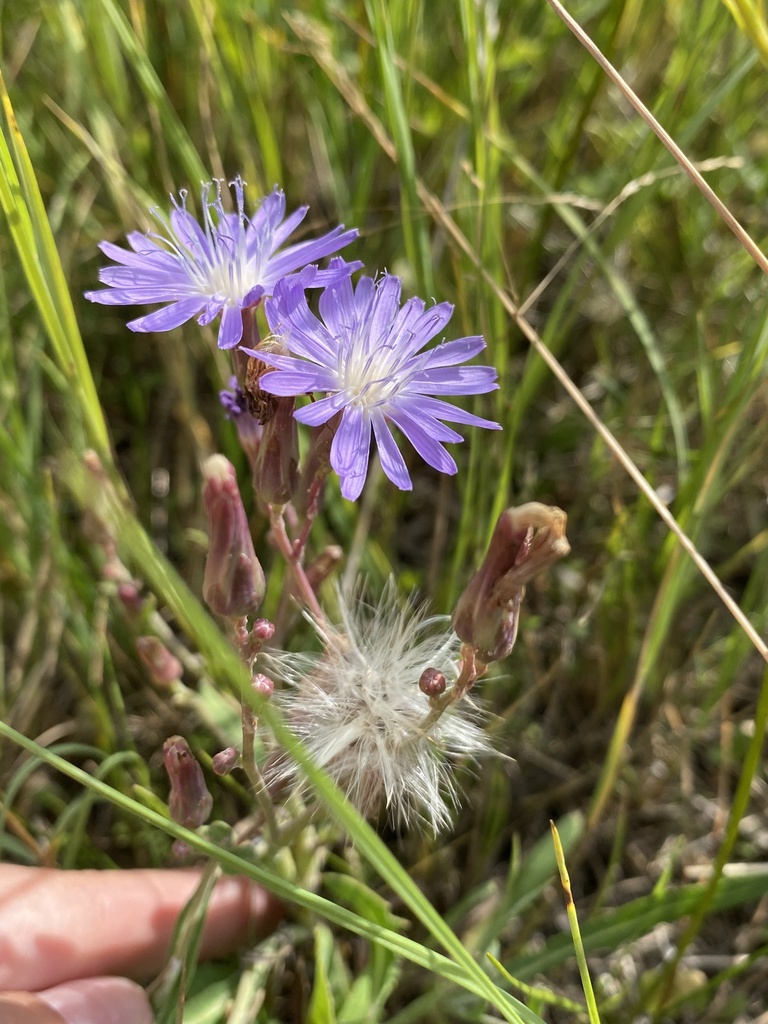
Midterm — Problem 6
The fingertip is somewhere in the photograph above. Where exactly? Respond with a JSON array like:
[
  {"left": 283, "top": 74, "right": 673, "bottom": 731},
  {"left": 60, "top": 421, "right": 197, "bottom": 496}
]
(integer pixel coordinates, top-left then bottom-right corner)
[
  {"left": 38, "top": 978, "right": 152, "bottom": 1024},
  {"left": 246, "top": 881, "right": 284, "bottom": 942},
  {"left": 0, "top": 992, "right": 67, "bottom": 1023},
  {"left": 199, "top": 876, "right": 283, "bottom": 959}
]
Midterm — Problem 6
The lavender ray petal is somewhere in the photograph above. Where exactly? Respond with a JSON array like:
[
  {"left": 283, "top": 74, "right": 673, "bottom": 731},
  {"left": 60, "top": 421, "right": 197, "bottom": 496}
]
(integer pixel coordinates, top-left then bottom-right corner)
[
  {"left": 216, "top": 304, "right": 245, "bottom": 349},
  {"left": 351, "top": 275, "right": 376, "bottom": 318},
  {"left": 170, "top": 208, "right": 213, "bottom": 257},
  {"left": 269, "top": 296, "right": 338, "bottom": 363},
  {"left": 96, "top": 268, "right": 190, "bottom": 296},
  {"left": 385, "top": 407, "right": 458, "bottom": 476},
  {"left": 249, "top": 351, "right": 323, "bottom": 372},
  {"left": 408, "top": 366, "right": 499, "bottom": 394},
  {"left": 259, "top": 363, "right": 339, "bottom": 394},
  {"left": 242, "top": 284, "right": 266, "bottom": 307},
  {"left": 266, "top": 205, "right": 309, "bottom": 251},
  {"left": 266, "top": 274, "right": 309, "bottom": 321},
  {"left": 126, "top": 297, "right": 206, "bottom": 332},
  {"left": 388, "top": 296, "right": 428, "bottom": 357},
  {"left": 331, "top": 405, "right": 372, "bottom": 501},
  {"left": 388, "top": 401, "right": 464, "bottom": 442},
  {"left": 399, "top": 395, "right": 502, "bottom": 429},
  {"left": 249, "top": 188, "right": 287, "bottom": 235},
  {"left": 368, "top": 274, "right": 402, "bottom": 347},
  {"left": 402, "top": 301, "right": 455, "bottom": 348},
  {"left": 416, "top": 336, "right": 487, "bottom": 367},
  {"left": 85, "top": 286, "right": 191, "bottom": 305},
  {"left": 98, "top": 252, "right": 183, "bottom": 279},
  {"left": 294, "top": 392, "right": 351, "bottom": 426},
  {"left": 197, "top": 298, "right": 225, "bottom": 326},
  {"left": 263, "top": 227, "right": 358, "bottom": 280},
  {"left": 310, "top": 259, "right": 364, "bottom": 287},
  {"left": 318, "top": 273, "right": 359, "bottom": 338},
  {"left": 126, "top": 231, "right": 166, "bottom": 253},
  {"left": 371, "top": 413, "right": 412, "bottom": 491},
  {"left": 97, "top": 240, "right": 172, "bottom": 268}
]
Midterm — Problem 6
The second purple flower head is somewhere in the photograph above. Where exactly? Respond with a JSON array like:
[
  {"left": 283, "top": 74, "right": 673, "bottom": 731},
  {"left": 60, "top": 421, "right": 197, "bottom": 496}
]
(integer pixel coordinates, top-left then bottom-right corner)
[{"left": 253, "top": 273, "right": 501, "bottom": 501}]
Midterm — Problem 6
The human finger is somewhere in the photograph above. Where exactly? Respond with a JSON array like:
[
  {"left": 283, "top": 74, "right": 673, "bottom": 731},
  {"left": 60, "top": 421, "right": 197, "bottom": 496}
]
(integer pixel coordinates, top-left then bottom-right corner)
[
  {"left": 38, "top": 976, "right": 153, "bottom": 1024},
  {"left": 0, "top": 992, "right": 65, "bottom": 1023},
  {"left": 0, "top": 865, "right": 281, "bottom": 991}
]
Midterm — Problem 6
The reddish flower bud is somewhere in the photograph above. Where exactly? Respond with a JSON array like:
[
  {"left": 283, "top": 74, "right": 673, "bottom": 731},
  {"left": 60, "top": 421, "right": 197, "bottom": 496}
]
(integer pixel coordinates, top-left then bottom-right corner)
[
  {"left": 253, "top": 395, "right": 299, "bottom": 506},
  {"left": 452, "top": 503, "right": 570, "bottom": 663},
  {"left": 117, "top": 581, "right": 145, "bottom": 616},
  {"left": 162, "top": 736, "right": 213, "bottom": 829},
  {"left": 136, "top": 636, "right": 183, "bottom": 686},
  {"left": 212, "top": 746, "right": 241, "bottom": 776},
  {"left": 202, "top": 455, "right": 266, "bottom": 618},
  {"left": 419, "top": 667, "right": 447, "bottom": 698},
  {"left": 251, "top": 619, "right": 276, "bottom": 643},
  {"left": 251, "top": 672, "right": 275, "bottom": 699},
  {"left": 294, "top": 416, "right": 339, "bottom": 517}
]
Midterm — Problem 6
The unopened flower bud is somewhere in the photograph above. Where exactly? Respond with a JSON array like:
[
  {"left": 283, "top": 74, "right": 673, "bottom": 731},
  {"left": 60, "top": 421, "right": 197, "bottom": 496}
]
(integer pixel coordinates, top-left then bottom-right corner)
[
  {"left": 163, "top": 736, "right": 213, "bottom": 829},
  {"left": 136, "top": 636, "right": 183, "bottom": 686},
  {"left": 419, "top": 667, "right": 447, "bottom": 698},
  {"left": 212, "top": 746, "right": 241, "bottom": 776},
  {"left": 251, "top": 672, "right": 275, "bottom": 699},
  {"left": 251, "top": 619, "right": 276, "bottom": 643},
  {"left": 452, "top": 503, "right": 570, "bottom": 663},
  {"left": 253, "top": 394, "right": 299, "bottom": 506},
  {"left": 170, "top": 840, "right": 196, "bottom": 863},
  {"left": 294, "top": 416, "right": 340, "bottom": 517},
  {"left": 202, "top": 455, "right": 266, "bottom": 618},
  {"left": 117, "top": 580, "right": 145, "bottom": 615}
]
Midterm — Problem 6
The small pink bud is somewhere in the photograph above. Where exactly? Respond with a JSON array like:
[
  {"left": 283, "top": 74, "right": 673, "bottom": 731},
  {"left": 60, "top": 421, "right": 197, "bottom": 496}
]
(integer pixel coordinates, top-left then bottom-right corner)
[
  {"left": 212, "top": 747, "right": 241, "bottom": 776},
  {"left": 170, "top": 840, "right": 194, "bottom": 862},
  {"left": 162, "top": 736, "right": 213, "bottom": 829},
  {"left": 251, "top": 672, "right": 275, "bottom": 699},
  {"left": 117, "top": 581, "right": 145, "bottom": 615},
  {"left": 251, "top": 619, "right": 276, "bottom": 643},
  {"left": 452, "top": 503, "right": 570, "bottom": 663},
  {"left": 136, "top": 636, "right": 183, "bottom": 685},
  {"left": 419, "top": 667, "right": 447, "bottom": 698},
  {"left": 202, "top": 455, "right": 266, "bottom": 618}
]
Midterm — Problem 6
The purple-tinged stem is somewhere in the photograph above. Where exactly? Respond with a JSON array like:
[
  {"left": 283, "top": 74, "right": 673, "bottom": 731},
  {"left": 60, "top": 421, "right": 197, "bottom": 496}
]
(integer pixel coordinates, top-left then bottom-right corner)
[
  {"left": 230, "top": 614, "right": 279, "bottom": 845},
  {"left": 268, "top": 507, "right": 325, "bottom": 621},
  {"left": 293, "top": 464, "right": 330, "bottom": 564}
]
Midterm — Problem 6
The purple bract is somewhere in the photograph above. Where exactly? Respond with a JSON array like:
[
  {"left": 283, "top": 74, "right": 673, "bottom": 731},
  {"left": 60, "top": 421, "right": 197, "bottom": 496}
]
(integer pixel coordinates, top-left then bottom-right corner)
[
  {"left": 252, "top": 273, "right": 501, "bottom": 501},
  {"left": 85, "top": 179, "right": 359, "bottom": 349}
]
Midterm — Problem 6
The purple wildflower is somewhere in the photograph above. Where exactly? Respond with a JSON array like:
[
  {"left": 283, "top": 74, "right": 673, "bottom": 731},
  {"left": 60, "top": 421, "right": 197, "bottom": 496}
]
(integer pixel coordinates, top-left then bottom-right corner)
[
  {"left": 85, "top": 179, "right": 360, "bottom": 350},
  {"left": 252, "top": 274, "right": 501, "bottom": 501},
  {"left": 219, "top": 376, "right": 249, "bottom": 419}
]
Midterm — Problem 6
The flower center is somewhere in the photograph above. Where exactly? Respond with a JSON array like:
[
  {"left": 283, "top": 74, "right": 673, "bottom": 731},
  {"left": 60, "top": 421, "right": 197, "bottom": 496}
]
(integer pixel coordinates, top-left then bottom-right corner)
[
  {"left": 155, "top": 180, "right": 269, "bottom": 304},
  {"left": 340, "top": 327, "right": 419, "bottom": 409}
]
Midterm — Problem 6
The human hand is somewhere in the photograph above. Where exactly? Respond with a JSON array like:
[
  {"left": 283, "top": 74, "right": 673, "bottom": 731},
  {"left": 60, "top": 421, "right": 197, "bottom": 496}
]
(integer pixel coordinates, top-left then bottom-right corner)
[{"left": 0, "top": 865, "right": 280, "bottom": 1024}]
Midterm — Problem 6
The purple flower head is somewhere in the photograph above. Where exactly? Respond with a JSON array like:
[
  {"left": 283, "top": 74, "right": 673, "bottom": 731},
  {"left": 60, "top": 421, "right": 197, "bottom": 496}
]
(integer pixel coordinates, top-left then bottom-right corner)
[
  {"left": 252, "top": 273, "right": 501, "bottom": 501},
  {"left": 85, "top": 178, "right": 360, "bottom": 349}
]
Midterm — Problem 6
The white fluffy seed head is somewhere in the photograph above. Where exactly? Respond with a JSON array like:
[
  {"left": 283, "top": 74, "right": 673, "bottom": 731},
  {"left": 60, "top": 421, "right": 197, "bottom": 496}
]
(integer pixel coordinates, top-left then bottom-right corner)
[{"left": 263, "top": 580, "right": 494, "bottom": 832}]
